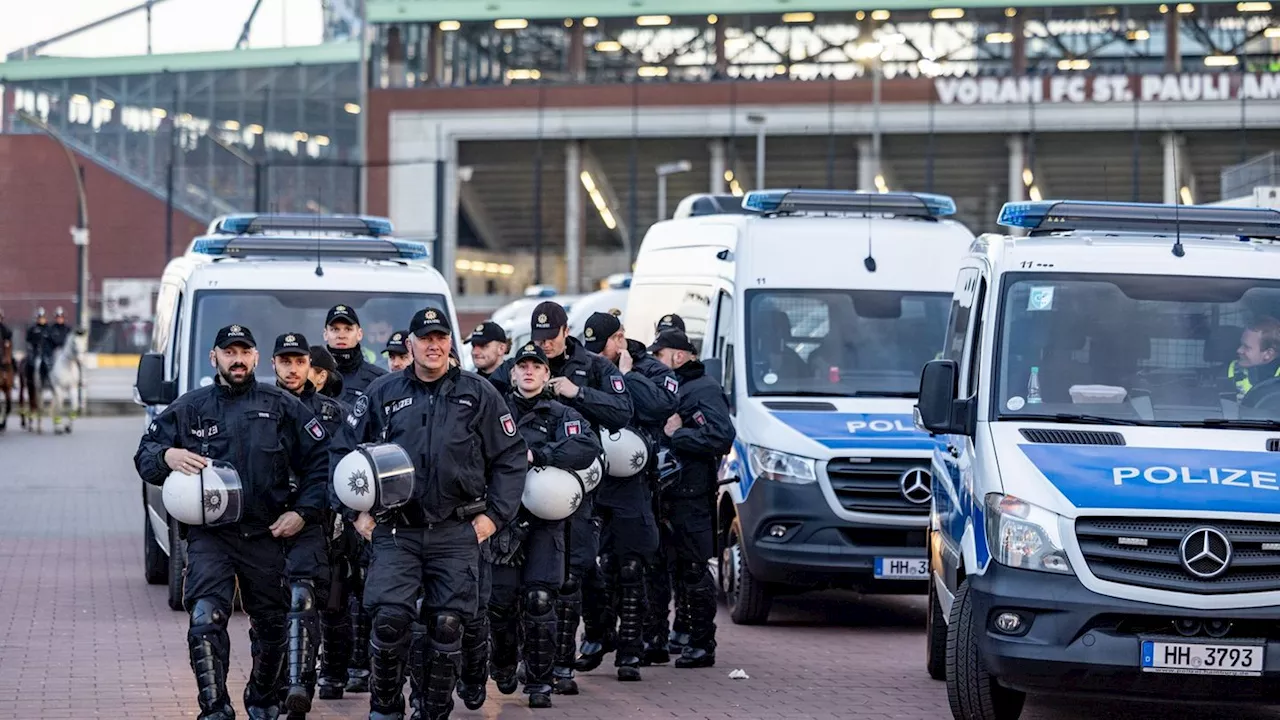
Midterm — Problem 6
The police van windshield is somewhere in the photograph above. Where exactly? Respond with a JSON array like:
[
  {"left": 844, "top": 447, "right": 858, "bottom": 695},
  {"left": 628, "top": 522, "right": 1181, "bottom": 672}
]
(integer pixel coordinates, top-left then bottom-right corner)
[
  {"left": 188, "top": 289, "right": 447, "bottom": 391},
  {"left": 745, "top": 289, "right": 950, "bottom": 397},
  {"left": 995, "top": 273, "right": 1280, "bottom": 425}
]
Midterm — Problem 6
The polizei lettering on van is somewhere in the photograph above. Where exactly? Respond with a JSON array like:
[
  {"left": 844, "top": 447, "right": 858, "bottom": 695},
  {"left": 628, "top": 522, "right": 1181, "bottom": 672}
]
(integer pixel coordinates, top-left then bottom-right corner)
[
  {"left": 1112, "top": 466, "right": 1279, "bottom": 491},
  {"left": 847, "top": 419, "right": 917, "bottom": 433}
]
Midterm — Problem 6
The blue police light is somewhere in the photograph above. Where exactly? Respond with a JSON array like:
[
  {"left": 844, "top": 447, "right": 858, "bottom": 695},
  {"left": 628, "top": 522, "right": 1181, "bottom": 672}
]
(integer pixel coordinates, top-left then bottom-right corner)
[
  {"left": 998, "top": 200, "right": 1280, "bottom": 239},
  {"left": 191, "top": 236, "right": 429, "bottom": 261},
  {"left": 215, "top": 213, "right": 395, "bottom": 237},
  {"left": 742, "top": 189, "right": 957, "bottom": 218}
]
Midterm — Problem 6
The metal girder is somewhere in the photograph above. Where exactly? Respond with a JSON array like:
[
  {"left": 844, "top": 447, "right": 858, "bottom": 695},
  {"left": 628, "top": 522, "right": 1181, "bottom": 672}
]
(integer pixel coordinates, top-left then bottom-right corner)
[
  {"left": 6, "top": 0, "right": 171, "bottom": 61},
  {"left": 235, "top": 0, "right": 268, "bottom": 50}
]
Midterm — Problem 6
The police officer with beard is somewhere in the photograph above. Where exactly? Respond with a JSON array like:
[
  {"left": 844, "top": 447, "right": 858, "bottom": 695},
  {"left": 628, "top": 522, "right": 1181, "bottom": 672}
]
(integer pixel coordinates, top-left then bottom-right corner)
[
  {"left": 528, "top": 300, "right": 632, "bottom": 694},
  {"left": 272, "top": 333, "right": 357, "bottom": 718},
  {"left": 134, "top": 325, "right": 330, "bottom": 720},
  {"left": 650, "top": 329, "right": 734, "bottom": 669},
  {"left": 574, "top": 312, "right": 677, "bottom": 681},
  {"left": 349, "top": 306, "right": 527, "bottom": 720},
  {"left": 489, "top": 342, "right": 601, "bottom": 707},
  {"left": 469, "top": 321, "right": 512, "bottom": 392},
  {"left": 325, "top": 304, "right": 387, "bottom": 406}
]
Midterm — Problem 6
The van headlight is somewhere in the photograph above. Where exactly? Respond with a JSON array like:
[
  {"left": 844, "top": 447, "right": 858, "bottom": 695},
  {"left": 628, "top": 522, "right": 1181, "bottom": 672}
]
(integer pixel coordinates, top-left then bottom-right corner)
[
  {"left": 984, "top": 494, "right": 1073, "bottom": 575},
  {"left": 746, "top": 446, "right": 816, "bottom": 485}
]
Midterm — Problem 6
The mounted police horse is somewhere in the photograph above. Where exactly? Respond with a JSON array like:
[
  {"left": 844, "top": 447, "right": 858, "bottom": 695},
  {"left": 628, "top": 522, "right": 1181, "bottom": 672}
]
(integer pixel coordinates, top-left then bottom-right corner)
[
  {"left": 20, "top": 332, "right": 83, "bottom": 434},
  {"left": 0, "top": 336, "right": 13, "bottom": 431}
]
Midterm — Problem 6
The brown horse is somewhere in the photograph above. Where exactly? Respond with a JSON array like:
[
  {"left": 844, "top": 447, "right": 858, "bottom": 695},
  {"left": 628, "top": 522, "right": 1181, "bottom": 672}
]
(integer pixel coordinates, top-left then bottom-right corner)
[{"left": 0, "top": 338, "right": 13, "bottom": 431}]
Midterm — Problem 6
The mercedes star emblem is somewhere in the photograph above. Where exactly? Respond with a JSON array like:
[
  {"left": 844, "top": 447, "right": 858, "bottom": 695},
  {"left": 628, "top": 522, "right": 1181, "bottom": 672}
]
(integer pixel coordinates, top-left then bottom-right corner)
[
  {"left": 899, "top": 468, "right": 932, "bottom": 505},
  {"left": 1179, "top": 527, "right": 1232, "bottom": 579}
]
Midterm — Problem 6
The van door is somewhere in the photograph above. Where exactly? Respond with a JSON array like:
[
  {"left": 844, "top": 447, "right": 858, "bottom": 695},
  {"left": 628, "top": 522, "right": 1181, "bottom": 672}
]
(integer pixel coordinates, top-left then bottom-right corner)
[{"left": 709, "top": 288, "right": 736, "bottom": 409}]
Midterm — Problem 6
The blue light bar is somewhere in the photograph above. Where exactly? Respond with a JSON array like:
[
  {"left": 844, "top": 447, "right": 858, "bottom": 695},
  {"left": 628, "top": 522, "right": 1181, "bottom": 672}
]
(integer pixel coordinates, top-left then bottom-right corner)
[
  {"left": 191, "top": 236, "right": 429, "bottom": 261},
  {"left": 215, "top": 213, "right": 395, "bottom": 237},
  {"left": 742, "top": 189, "right": 957, "bottom": 218},
  {"left": 998, "top": 200, "right": 1280, "bottom": 239}
]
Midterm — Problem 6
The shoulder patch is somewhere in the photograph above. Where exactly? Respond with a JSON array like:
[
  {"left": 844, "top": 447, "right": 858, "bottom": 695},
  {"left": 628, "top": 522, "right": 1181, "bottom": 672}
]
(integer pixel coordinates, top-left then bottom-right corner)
[
  {"left": 500, "top": 413, "right": 516, "bottom": 437},
  {"left": 346, "top": 414, "right": 359, "bottom": 428},
  {"left": 663, "top": 376, "right": 679, "bottom": 394},
  {"left": 610, "top": 376, "right": 626, "bottom": 394},
  {"left": 564, "top": 420, "right": 581, "bottom": 436},
  {"left": 694, "top": 410, "right": 707, "bottom": 427},
  {"left": 305, "top": 418, "right": 326, "bottom": 440},
  {"left": 353, "top": 395, "right": 369, "bottom": 418}
]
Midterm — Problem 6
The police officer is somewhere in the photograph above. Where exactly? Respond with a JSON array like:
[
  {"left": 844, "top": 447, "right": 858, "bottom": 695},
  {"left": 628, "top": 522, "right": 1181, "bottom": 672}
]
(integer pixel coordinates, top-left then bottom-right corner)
[
  {"left": 349, "top": 306, "right": 527, "bottom": 720},
  {"left": 528, "top": 300, "right": 632, "bottom": 694},
  {"left": 133, "top": 324, "right": 331, "bottom": 720},
  {"left": 325, "top": 304, "right": 387, "bottom": 406},
  {"left": 1231, "top": 317, "right": 1280, "bottom": 402},
  {"left": 48, "top": 306, "right": 72, "bottom": 351},
  {"left": 650, "top": 329, "right": 734, "bottom": 669},
  {"left": 23, "top": 307, "right": 51, "bottom": 395},
  {"left": 383, "top": 331, "right": 413, "bottom": 373},
  {"left": 308, "top": 346, "right": 345, "bottom": 400},
  {"left": 487, "top": 341, "right": 602, "bottom": 707},
  {"left": 470, "top": 321, "right": 512, "bottom": 392},
  {"left": 575, "top": 312, "right": 677, "bottom": 680},
  {"left": 656, "top": 314, "right": 685, "bottom": 335},
  {"left": 272, "top": 333, "right": 357, "bottom": 718}
]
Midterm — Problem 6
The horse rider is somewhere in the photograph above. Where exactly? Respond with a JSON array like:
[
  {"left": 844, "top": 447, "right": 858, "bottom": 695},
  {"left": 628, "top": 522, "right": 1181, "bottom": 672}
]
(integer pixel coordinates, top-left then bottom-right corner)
[
  {"left": 24, "top": 308, "right": 53, "bottom": 389},
  {"left": 0, "top": 308, "right": 12, "bottom": 359}
]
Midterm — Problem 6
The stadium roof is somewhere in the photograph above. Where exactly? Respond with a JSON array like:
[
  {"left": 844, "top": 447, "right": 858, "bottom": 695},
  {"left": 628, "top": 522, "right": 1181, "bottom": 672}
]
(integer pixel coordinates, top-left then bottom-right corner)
[
  {"left": 0, "top": 41, "right": 358, "bottom": 83},
  {"left": 367, "top": 0, "right": 1128, "bottom": 22}
]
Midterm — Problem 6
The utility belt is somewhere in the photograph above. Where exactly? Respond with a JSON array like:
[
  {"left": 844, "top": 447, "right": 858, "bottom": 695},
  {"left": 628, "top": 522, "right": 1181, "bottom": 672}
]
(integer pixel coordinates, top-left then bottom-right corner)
[{"left": 379, "top": 497, "right": 487, "bottom": 529}]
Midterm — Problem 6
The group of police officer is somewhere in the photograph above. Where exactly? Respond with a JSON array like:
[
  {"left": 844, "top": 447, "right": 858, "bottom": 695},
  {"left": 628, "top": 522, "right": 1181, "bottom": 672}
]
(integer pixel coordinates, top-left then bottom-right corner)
[
  {"left": 134, "top": 298, "right": 734, "bottom": 720},
  {"left": 0, "top": 306, "right": 74, "bottom": 387}
]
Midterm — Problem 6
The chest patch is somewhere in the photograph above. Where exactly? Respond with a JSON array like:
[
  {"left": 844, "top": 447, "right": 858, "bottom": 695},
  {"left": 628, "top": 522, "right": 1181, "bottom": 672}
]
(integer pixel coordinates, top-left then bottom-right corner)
[
  {"left": 189, "top": 424, "right": 220, "bottom": 438},
  {"left": 386, "top": 397, "right": 414, "bottom": 417}
]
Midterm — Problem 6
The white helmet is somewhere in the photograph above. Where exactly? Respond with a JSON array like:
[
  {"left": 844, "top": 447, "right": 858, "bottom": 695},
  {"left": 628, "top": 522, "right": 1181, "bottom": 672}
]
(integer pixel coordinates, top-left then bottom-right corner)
[
  {"left": 333, "top": 443, "right": 416, "bottom": 513},
  {"left": 580, "top": 456, "right": 604, "bottom": 493},
  {"left": 162, "top": 461, "right": 244, "bottom": 526},
  {"left": 522, "top": 466, "right": 585, "bottom": 521},
  {"left": 601, "top": 428, "right": 649, "bottom": 478}
]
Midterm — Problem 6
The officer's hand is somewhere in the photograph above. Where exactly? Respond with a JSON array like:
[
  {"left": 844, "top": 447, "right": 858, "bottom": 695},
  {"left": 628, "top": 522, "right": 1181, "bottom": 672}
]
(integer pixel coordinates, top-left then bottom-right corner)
[
  {"left": 664, "top": 413, "right": 683, "bottom": 437},
  {"left": 270, "top": 511, "right": 305, "bottom": 538},
  {"left": 472, "top": 514, "right": 497, "bottom": 543},
  {"left": 164, "top": 448, "right": 209, "bottom": 475},
  {"left": 527, "top": 449, "right": 535, "bottom": 464},
  {"left": 618, "top": 351, "right": 633, "bottom": 375},
  {"left": 355, "top": 511, "right": 376, "bottom": 541},
  {"left": 549, "top": 377, "right": 580, "bottom": 399}
]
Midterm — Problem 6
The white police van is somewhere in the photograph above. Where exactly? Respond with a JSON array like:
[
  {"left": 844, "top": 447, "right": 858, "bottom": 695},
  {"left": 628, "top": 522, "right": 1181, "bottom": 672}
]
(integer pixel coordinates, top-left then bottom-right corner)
[
  {"left": 626, "top": 189, "right": 974, "bottom": 624},
  {"left": 915, "top": 200, "right": 1280, "bottom": 717},
  {"left": 134, "top": 214, "right": 459, "bottom": 610}
]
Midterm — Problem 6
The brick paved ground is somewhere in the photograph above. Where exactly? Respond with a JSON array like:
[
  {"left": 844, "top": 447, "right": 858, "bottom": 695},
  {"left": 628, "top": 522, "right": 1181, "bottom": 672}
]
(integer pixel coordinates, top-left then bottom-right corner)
[{"left": 1, "top": 417, "right": 1277, "bottom": 719}]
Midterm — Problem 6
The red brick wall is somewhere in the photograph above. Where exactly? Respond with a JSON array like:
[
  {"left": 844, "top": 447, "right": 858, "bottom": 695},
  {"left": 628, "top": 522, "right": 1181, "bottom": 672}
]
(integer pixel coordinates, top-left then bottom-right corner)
[{"left": 0, "top": 134, "right": 205, "bottom": 325}]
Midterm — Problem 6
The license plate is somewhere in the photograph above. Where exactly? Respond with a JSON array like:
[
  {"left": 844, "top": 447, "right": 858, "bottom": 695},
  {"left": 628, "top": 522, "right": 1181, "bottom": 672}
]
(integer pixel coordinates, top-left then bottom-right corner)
[
  {"left": 874, "top": 557, "right": 928, "bottom": 579},
  {"left": 1141, "top": 640, "right": 1265, "bottom": 677}
]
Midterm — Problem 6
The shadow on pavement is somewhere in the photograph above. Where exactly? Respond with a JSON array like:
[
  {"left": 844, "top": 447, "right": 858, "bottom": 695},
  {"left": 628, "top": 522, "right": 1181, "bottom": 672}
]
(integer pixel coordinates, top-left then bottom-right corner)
[{"left": 757, "top": 589, "right": 928, "bottom": 629}]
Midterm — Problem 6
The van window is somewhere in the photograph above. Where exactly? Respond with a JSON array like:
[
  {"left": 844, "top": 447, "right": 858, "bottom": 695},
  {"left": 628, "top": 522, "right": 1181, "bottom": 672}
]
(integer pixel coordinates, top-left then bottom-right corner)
[
  {"left": 714, "top": 290, "right": 735, "bottom": 389},
  {"left": 625, "top": 283, "right": 714, "bottom": 348},
  {"left": 744, "top": 289, "right": 950, "bottom": 397},
  {"left": 187, "top": 289, "right": 447, "bottom": 391},
  {"left": 994, "top": 272, "right": 1280, "bottom": 423}
]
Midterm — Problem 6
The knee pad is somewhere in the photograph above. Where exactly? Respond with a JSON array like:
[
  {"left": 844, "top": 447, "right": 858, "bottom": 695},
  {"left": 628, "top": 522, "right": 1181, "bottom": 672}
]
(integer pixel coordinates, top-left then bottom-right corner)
[
  {"left": 523, "top": 588, "right": 555, "bottom": 617},
  {"left": 619, "top": 558, "right": 645, "bottom": 585},
  {"left": 596, "top": 554, "right": 616, "bottom": 577},
  {"left": 189, "top": 598, "right": 228, "bottom": 632},
  {"left": 372, "top": 608, "right": 413, "bottom": 644},
  {"left": 560, "top": 573, "right": 581, "bottom": 597},
  {"left": 680, "top": 561, "right": 705, "bottom": 586},
  {"left": 289, "top": 580, "right": 316, "bottom": 613},
  {"left": 429, "top": 612, "right": 464, "bottom": 646}
]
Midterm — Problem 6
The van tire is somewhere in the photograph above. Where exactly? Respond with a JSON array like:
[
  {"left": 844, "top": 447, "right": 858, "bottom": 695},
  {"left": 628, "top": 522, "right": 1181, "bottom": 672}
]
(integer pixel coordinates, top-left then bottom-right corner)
[
  {"left": 144, "top": 509, "right": 168, "bottom": 585},
  {"left": 167, "top": 518, "right": 186, "bottom": 612},
  {"left": 946, "top": 579, "right": 1025, "bottom": 720},
  {"left": 926, "top": 577, "right": 947, "bottom": 681},
  {"left": 721, "top": 518, "right": 772, "bottom": 625}
]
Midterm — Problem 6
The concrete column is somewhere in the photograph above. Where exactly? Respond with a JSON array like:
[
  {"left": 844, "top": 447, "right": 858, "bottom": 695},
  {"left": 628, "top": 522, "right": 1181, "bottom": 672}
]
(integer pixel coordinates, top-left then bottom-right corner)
[
  {"left": 857, "top": 137, "right": 876, "bottom": 192},
  {"left": 427, "top": 25, "right": 444, "bottom": 85},
  {"left": 714, "top": 23, "right": 728, "bottom": 78},
  {"left": 569, "top": 24, "right": 586, "bottom": 82},
  {"left": 566, "top": 141, "right": 583, "bottom": 294},
  {"left": 709, "top": 140, "right": 727, "bottom": 194},
  {"left": 1162, "top": 132, "right": 1179, "bottom": 205},
  {"left": 1011, "top": 13, "right": 1027, "bottom": 75},
  {"left": 1165, "top": 12, "right": 1181, "bottom": 73},
  {"left": 1008, "top": 134, "right": 1027, "bottom": 204}
]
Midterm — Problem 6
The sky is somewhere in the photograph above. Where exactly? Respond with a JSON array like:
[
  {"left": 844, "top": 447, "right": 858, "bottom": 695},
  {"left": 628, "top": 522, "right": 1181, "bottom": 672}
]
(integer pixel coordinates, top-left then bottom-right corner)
[{"left": 0, "top": 0, "right": 325, "bottom": 60}]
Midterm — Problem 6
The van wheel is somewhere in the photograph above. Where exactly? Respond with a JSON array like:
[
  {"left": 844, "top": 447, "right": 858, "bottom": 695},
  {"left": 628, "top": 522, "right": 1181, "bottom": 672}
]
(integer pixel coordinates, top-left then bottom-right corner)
[
  {"left": 167, "top": 518, "right": 186, "bottom": 612},
  {"left": 926, "top": 576, "right": 947, "bottom": 681},
  {"left": 720, "top": 518, "right": 773, "bottom": 625},
  {"left": 144, "top": 510, "right": 168, "bottom": 585},
  {"left": 946, "top": 580, "right": 1025, "bottom": 720}
]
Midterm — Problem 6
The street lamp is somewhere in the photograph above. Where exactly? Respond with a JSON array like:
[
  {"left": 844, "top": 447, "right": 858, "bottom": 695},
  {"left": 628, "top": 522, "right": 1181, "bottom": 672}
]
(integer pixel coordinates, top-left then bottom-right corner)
[
  {"left": 746, "top": 113, "right": 766, "bottom": 189},
  {"left": 655, "top": 159, "right": 693, "bottom": 222}
]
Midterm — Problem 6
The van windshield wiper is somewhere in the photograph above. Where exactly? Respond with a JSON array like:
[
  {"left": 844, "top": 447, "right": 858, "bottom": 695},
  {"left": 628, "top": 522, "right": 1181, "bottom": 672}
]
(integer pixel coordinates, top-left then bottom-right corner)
[
  {"left": 1179, "top": 418, "right": 1280, "bottom": 430},
  {"left": 1010, "top": 412, "right": 1151, "bottom": 426},
  {"left": 851, "top": 390, "right": 919, "bottom": 398}
]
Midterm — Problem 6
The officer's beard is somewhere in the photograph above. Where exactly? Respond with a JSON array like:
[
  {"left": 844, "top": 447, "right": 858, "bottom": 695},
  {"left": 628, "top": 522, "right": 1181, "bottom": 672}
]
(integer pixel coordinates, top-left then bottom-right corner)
[
  {"left": 218, "top": 362, "right": 256, "bottom": 393},
  {"left": 329, "top": 345, "right": 361, "bottom": 372}
]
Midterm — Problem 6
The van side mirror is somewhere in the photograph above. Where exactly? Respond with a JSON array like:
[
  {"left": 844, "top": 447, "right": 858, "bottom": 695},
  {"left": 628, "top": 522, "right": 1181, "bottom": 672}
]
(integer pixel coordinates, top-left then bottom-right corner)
[
  {"left": 916, "top": 360, "right": 974, "bottom": 436},
  {"left": 135, "top": 352, "right": 178, "bottom": 406}
]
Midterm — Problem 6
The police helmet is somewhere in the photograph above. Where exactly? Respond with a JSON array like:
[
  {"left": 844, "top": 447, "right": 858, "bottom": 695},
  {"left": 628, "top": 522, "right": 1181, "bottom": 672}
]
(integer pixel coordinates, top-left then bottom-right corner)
[
  {"left": 333, "top": 443, "right": 416, "bottom": 513},
  {"left": 581, "top": 456, "right": 604, "bottom": 493},
  {"left": 601, "top": 428, "right": 650, "bottom": 479},
  {"left": 522, "top": 466, "right": 585, "bottom": 521},
  {"left": 162, "top": 461, "right": 244, "bottom": 526}
]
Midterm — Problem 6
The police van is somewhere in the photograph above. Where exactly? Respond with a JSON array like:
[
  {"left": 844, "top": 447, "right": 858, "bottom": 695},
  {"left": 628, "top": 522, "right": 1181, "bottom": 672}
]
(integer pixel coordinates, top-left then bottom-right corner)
[
  {"left": 914, "top": 200, "right": 1280, "bottom": 718},
  {"left": 625, "top": 189, "right": 974, "bottom": 624},
  {"left": 133, "top": 214, "right": 459, "bottom": 610}
]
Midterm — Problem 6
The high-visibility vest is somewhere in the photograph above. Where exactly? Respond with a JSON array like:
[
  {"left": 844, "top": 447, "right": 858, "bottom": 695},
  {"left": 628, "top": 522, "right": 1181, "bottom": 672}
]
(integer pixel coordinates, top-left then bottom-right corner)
[{"left": 1229, "top": 359, "right": 1280, "bottom": 399}]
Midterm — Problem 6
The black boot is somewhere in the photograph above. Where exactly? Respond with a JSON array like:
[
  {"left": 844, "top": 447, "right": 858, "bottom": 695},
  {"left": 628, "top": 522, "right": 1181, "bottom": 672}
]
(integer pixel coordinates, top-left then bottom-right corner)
[
  {"left": 244, "top": 614, "right": 287, "bottom": 720},
  {"left": 674, "top": 566, "right": 717, "bottom": 670},
  {"left": 552, "top": 575, "right": 581, "bottom": 695},
  {"left": 406, "top": 622, "right": 427, "bottom": 720},
  {"left": 189, "top": 601, "right": 235, "bottom": 720},
  {"left": 488, "top": 599, "right": 520, "bottom": 696},
  {"left": 284, "top": 583, "right": 319, "bottom": 715},
  {"left": 318, "top": 605, "right": 351, "bottom": 700},
  {"left": 456, "top": 611, "right": 488, "bottom": 710},
  {"left": 522, "top": 588, "right": 557, "bottom": 698},
  {"left": 575, "top": 558, "right": 616, "bottom": 672},
  {"left": 347, "top": 595, "right": 372, "bottom": 693},
  {"left": 614, "top": 558, "right": 646, "bottom": 682},
  {"left": 668, "top": 577, "right": 693, "bottom": 657},
  {"left": 368, "top": 613, "right": 409, "bottom": 718},
  {"left": 422, "top": 613, "right": 464, "bottom": 720}
]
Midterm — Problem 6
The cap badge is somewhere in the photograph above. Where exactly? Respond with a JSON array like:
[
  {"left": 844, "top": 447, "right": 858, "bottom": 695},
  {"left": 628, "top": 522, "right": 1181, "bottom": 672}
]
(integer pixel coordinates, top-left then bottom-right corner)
[
  {"left": 230, "top": 325, "right": 242, "bottom": 333},
  {"left": 663, "top": 315, "right": 672, "bottom": 322},
  {"left": 538, "top": 313, "right": 548, "bottom": 324},
  {"left": 336, "top": 305, "right": 346, "bottom": 312},
  {"left": 585, "top": 328, "right": 594, "bottom": 338},
  {"left": 285, "top": 334, "right": 296, "bottom": 343},
  {"left": 425, "top": 309, "right": 438, "bottom": 320},
  {"left": 476, "top": 324, "right": 484, "bottom": 333},
  {"left": 392, "top": 333, "right": 402, "bottom": 341},
  {"left": 524, "top": 343, "right": 536, "bottom": 353}
]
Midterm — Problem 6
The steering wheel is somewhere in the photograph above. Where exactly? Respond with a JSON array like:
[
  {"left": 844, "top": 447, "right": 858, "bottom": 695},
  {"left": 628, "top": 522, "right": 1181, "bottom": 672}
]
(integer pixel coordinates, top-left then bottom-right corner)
[{"left": 1241, "top": 377, "right": 1280, "bottom": 410}]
